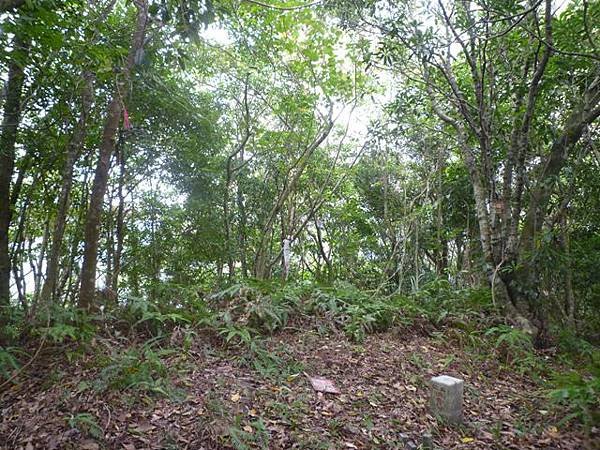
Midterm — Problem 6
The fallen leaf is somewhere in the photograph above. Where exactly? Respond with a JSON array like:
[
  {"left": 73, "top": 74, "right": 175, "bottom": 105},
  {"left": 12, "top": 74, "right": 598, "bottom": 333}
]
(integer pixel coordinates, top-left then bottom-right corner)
[
  {"left": 287, "top": 373, "right": 300, "bottom": 383},
  {"left": 307, "top": 375, "right": 340, "bottom": 394},
  {"left": 461, "top": 437, "right": 475, "bottom": 443},
  {"left": 231, "top": 393, "right": 241, "bottom": 402},
  {"left": 130, "top": 423, "right": 154, "bottom": 433}
]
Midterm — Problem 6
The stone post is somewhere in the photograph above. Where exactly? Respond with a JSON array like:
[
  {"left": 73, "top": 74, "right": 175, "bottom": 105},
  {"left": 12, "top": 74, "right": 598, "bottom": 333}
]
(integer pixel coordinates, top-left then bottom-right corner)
[{"left": 430, "top": 375, "right": 464, "bottom": 425}]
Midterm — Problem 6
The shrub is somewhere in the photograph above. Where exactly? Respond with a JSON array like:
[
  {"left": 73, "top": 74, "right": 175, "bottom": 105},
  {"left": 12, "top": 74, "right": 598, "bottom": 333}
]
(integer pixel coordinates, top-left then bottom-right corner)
[
  {"left": 0, "top": 346, "right": 28, "bottom": 382},
  {"left": 94, "top": 337, "right": 176, "bottom": 397},
  {"left": 36, "top": 305, "right": 97, "bottom": 344},
  {"left": 484, "top": 324, "right": 537, "bottom": 370},
  {"left": 118, "top": 295, "right": 210, "bottom": 336},
  {"left": 550, "top": 366, "right": 600, "bottom": 432},
  {"left": 66, "top": 413, "right": 103, "bottom": 440},
  {"left": 307, "top": 281, "right": 410, "bottom": 341}
]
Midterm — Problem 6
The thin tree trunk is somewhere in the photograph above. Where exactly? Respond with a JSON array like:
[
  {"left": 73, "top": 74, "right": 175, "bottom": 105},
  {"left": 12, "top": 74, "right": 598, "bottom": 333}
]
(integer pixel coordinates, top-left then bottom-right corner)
[
  {"left": 31, "top": 217, "right": 50, "bottom": 308},
  {"left": 41, "top": 73, "right": 94, "bottom": 304},
  {"left": 111, "top": 145, "right": 126, "bottom": 293},
  {"left": 237, "top": 151, "right": 248, "bottom": 278},
  {"left": 78, "top": 0, "right": 148, "bottom": 310},
  {"left": 224, "top": 157, "right": 235, "bottom": 279}
]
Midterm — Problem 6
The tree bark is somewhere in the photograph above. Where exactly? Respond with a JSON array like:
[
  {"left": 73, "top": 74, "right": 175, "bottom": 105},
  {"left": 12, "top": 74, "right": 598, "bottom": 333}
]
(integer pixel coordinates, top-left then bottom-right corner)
[
  {"left": 0, "top": 34, "right": 29, "bottom": 318},
  {"left": 78, "top": 0, "right": 148, "bottom": 310},
  {"left": 237, "top": 150, "right": 249, "bottom": 278},
  {"left": 111, "top": 145, "right": 126, "bottom": 293},
  {"left": 41, "top": 73, "right": 94, "bottom": 304}
]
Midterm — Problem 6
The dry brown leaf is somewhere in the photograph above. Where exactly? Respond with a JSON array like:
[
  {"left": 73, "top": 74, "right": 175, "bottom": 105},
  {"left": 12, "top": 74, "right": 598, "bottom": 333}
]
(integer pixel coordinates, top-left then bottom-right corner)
[
  {"left": 130, "top": 423, "right": 154, "bottom": 433},
  {"left": 307, "top": 375, "right": 340, "bottom": 394}
]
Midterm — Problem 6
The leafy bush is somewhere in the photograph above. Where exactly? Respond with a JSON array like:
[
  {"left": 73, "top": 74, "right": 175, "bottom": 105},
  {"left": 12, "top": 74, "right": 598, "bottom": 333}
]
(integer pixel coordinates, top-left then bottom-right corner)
[
  {"left": 217, "top": 322, "right": 256, "bottom": 346},
  {"left": 118, "top": 295, "right": 210, "bottom": 336},
  {"left": 94, "top": 338, "right": 176, "bottom": 397},
  {"left": 210, "top": 280, "right": 302, "bottom": 334},
  {"left": 66, "top": 413, "right": 103, "bottom": 439},
  {"left": 412, "top": 279, "right": 494, "bottom": 326},
  {"left": 1, "top": 307, "right": 26, "bottom": 341},
  {"left": 0, "top": 346, "right": 28, "bottom": 382},
  {"left": 556, "top": 330, "right": 598, "bottom": 361},
  {"left": 484, "top": 324, "right": 536, "bottom": 370},
  {"left": 208, "top": 279, "right": 494, "bottom": 344},
  {"left": 550, "top": 366, "right": 600, "bottom": 431},
  {"left": 37, "top": 306, "right": 97, "bottom": 344},
  {"left": 307, "top": 281, "right": 410, "bottom": 341}
]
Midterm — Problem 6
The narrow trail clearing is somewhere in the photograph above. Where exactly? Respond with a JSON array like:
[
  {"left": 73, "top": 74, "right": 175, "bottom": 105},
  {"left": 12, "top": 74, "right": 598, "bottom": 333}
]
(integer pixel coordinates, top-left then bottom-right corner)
[{"left": 1, "top": 329, "right": 590, "bottom": 449}]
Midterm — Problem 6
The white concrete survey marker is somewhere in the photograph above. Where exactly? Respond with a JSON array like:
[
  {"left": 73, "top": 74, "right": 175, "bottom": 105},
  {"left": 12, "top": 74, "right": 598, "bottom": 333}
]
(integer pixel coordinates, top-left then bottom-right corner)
[{"left": 430, "top": 375, "right": 464, "bottom": 425}]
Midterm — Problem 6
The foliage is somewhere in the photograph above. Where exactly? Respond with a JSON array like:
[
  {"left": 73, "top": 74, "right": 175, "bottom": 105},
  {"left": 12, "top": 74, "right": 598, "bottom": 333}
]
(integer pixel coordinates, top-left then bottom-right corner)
[
  {"left": 116, "top": 293, "right": 212, "bottom": 336},
  {"left": 411, "top": 279, "right": 495, "bottom": 326},
  {"left": 0, "top": 346, "right": 28, "bottom": 382},
  {"left": 550, "top": 366, "right": 600, "bottom": 432},
  {"left": 37, "top": 306, "right": 97, "bottom": 344},
  {"left": 307, "top": 281, "right": 408, "bottom": 342},
  {"left": 66, "top": 413, "right": 103, "bottom": 440},
  {"left": 93, "top": 338, "right": 178, "bottom": 398},
  {"left": 228, "top": 418, "right": 270, "bottom": 450},
  {"left": 484, "top": 325, "right": 538, "bottom": 371}
]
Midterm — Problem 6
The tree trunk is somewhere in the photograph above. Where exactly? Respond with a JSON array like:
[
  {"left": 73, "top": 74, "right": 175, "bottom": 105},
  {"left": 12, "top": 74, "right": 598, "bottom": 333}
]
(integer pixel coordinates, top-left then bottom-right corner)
[
  {"left": 224, "top": 156, "right": 235, "bottom": 279},
  {"left": 111, "top": 145, "right": 126, "bottom": 293},
  {"left": 78, "top": 0, "right": 148, "bottom": 310},
  {"left": 237, "top": 151, "right": 248, "bottom": 278},
  {"left": 506, "top": 85, "right": 600, "bottom": 344},
  {"left": 41, "top": 73, "right": 94, "bottom": 304},
  {"left": 0, "top": 34, "right": 29, "bottom": 318}
]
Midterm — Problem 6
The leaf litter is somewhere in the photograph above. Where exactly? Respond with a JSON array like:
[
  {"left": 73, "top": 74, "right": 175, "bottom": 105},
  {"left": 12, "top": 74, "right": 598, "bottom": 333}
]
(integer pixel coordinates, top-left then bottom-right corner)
[{"left": 0, "top": 329, "right": 595, "bottom": 449}]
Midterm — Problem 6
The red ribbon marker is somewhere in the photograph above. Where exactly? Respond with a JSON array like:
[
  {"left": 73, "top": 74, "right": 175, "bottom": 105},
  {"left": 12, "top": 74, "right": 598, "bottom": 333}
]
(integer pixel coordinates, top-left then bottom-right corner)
[{"left": 123, "top": 107, "right": 131, "bottom": 130}]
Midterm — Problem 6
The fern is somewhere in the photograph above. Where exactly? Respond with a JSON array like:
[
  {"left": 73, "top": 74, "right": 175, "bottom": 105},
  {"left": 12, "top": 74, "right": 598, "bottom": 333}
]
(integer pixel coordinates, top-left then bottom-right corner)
[{"left": 0, "top": 346, "right": 28, "bottom": 382}]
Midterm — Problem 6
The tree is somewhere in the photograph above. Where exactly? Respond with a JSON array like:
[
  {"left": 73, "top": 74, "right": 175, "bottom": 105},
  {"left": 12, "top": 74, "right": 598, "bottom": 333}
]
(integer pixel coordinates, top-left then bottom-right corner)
[
  {"left": 350, "top": 0, "right": 600, "bottom": 343},
  {"left": 0, "top": 32, "right": 29, "bottom": 319},
  {"left": 78, "top": 0, "right": 149, "bottom": 309}
]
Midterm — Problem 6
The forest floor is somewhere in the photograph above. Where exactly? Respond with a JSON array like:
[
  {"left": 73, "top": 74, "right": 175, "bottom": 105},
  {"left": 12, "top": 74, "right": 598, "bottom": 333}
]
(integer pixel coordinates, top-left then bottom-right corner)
[{"left": 1, "top": 326, "right": 596, "bottom": 450}]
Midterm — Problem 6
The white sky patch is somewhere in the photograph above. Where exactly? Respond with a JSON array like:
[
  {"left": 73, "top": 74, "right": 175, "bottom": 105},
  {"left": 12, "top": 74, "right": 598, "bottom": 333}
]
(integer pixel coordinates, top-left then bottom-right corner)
[{"left": 201, "top": 22, "right": 234, "bottom": 46}]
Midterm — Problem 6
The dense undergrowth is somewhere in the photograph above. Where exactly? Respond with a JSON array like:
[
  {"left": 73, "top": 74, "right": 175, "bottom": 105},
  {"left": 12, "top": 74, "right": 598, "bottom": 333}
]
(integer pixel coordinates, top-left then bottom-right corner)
[{"left": 1, "top": 280, "right": 599, "bottom": 441}]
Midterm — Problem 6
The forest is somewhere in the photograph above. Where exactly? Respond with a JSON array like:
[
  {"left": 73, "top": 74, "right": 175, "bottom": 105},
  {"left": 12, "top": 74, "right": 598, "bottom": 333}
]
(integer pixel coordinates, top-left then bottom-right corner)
[{"left": 0, "top": 0, "right": 599, "bottom": 448}]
